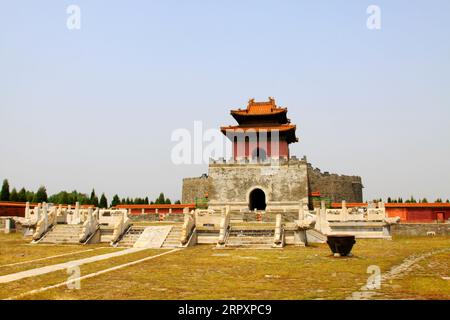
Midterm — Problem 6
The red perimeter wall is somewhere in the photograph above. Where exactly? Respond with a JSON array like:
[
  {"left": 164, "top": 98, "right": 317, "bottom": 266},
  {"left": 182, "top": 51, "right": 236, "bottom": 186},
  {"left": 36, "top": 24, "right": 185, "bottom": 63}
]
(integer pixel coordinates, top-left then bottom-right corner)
[
  {"left": 331, "top": 203, "right": 450, "bottom": 223},
  {"left": 0, "top": 202, "right": 27, "bottom": 217}
]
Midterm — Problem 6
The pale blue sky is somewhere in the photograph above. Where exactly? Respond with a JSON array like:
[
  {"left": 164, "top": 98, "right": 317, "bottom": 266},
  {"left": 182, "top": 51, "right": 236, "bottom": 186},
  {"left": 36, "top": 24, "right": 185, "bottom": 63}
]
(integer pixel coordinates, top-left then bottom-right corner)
[{"left": 1, "top": 0, "right": 449, "bottom": 202}]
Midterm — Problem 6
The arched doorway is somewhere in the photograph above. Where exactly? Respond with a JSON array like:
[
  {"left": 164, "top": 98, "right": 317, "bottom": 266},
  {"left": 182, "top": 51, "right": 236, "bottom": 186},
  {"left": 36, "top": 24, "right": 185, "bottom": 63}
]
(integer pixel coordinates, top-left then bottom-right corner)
[
  {"left": 252, "top": 148, "right": 267, "bottom": 162},
  {"left": 249, "top": 188, "right": 266, "bottom": 211}
]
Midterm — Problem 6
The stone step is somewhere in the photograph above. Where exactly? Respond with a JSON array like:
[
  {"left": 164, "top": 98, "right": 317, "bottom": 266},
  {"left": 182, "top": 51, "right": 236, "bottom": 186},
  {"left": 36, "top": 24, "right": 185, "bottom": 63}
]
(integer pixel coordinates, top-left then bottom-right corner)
[
  {"left": 227, "top": 239, "right": 273, "bottom": 244},
  {"left": 225, "top": 243, "right": 273, "bottom": 248},
  {"left": 38, "top": 224, "right": 85, "bottom": 244}
]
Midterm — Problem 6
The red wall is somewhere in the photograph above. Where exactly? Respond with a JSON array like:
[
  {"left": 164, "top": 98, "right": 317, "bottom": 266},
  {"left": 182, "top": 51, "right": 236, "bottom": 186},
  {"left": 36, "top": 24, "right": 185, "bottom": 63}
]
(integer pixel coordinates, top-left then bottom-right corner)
[
  {"left": 233, "top": 139, "right": 289, "bottom": 159},
  {"left": 0, "top": 203, "right": 26, "bottom": 217},
  {"left": 332, "top": 202, "right": 450, "bottom": 223},
  {"left": 116, "top": 204, "right": 196, "bottom": 216}
]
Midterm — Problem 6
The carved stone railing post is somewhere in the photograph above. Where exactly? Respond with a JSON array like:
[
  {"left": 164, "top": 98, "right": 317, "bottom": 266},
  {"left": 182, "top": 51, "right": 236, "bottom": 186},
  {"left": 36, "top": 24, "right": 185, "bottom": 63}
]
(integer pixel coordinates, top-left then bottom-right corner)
[
  {"left": 25, "top": 202, "right": 31, "bottom": 220},
  {"left": 110, "top": 210, "right": 131, "bottom": 244},
  {"left": 79, "top": 208, "right": 99, "bottom": 243},
  {"left": 36, "top": 203, "right": 42, "bottom": 221},
  {"left": 32, "top": 203, "right": 52, "bottom": 241},
  {"left": 342, "top": 200, "right": 348, "bottom": 222},
  {"left": 180, "top": 208, "right": 196, "bottom": 245},
  {"left": 74, "top": 202, "right": 80, "bottom": 224},
  {"left": 273, "top": 213, "right": 283, "bottom": 246},
  {"left": 217, "top": 206, "right": 230, "bottom": 246}
]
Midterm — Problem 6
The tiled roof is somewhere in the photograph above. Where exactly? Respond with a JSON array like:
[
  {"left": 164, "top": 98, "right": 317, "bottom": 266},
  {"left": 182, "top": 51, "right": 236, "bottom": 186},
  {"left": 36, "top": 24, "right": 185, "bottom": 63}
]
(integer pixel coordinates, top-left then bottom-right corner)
[
  {"left": 220, "top": 124, "right": 296, "bottom": 133},
  {"left": 231, "top": 97, "right": 287, "bottom": 116}
]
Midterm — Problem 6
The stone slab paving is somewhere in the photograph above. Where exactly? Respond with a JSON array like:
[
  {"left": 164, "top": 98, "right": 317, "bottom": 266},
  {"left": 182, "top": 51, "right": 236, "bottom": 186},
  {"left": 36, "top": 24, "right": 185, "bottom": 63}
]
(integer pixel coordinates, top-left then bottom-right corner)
[
  {"left": 0, "top": 247, "right": 146, "bottom": 284},
  {"left": 133, "top": 226, "right": 172, "bottom": 248}
]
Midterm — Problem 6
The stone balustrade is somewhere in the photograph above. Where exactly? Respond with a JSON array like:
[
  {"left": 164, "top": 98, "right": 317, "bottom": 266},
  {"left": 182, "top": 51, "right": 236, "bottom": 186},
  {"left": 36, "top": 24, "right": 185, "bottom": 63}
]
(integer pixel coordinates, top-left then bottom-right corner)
[
  {"left": 180, "top": 208, "right": 196, "bottom": 245},
  {"left": 217, "top": 206, "right": 231, "bottom": 245},
  {"left": 79, "top": 208, "right": 99, "bottom": 243}
]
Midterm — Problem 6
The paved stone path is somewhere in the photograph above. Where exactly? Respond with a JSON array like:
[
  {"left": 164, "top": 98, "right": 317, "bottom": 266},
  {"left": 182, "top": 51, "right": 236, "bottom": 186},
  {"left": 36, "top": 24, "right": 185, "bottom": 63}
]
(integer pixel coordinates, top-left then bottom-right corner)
[
  {"left": 0, "top": 247, "right": 147, "bottom": 284},
  {"left": 0, "top": 248, "right": 104, "bottom": 268},
  {"left": 5, "top": 249, "right": 180, "bottom": 300},
  {"left": 348, "top": 247, "right": 450, "bottom": 300}
]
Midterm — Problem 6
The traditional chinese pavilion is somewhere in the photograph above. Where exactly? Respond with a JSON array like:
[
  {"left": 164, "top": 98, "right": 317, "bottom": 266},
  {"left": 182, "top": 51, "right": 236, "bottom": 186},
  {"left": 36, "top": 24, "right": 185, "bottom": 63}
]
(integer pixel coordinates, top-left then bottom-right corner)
[
  {"left": 183, "top": 98, "right": 364, "bottom": 212},
  {"left": 220, "top": 97, "right": 298, "bottom": 161}
]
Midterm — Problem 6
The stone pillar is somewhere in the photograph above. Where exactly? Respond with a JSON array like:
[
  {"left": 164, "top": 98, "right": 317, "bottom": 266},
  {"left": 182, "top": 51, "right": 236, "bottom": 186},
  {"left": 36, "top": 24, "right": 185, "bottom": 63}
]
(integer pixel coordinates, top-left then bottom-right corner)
[
  {"left": 74, "top": 202, "right": 80, "bottom": 224},
  {"left": 36, "top": 203, "right": 42, "bottom": 221},
  {"left": 87, "top": 207, "right": 93, "bottom": 220},
  {"left": 342, "top": 200, "right": 348, "bottom": 222},
  {"left": 4, "top": 218, "right": 12, "bottom": 234},
  {"left": 321, "top": 200, "right": 327, "bottom": 226},
  {"left": 25, "top": 202, "right": 30, "bottom": 220},
  {"left": 298, "top": 201, "right": 305, "bottom": 221},
  {"left": 42, "top": 203, "right": 48, "bottom": 230}
]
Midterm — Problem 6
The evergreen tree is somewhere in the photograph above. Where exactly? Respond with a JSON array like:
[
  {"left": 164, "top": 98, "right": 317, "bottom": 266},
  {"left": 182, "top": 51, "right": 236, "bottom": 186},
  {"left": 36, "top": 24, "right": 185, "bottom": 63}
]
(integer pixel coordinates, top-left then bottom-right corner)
[
  {"left": 33, "top": 186, "right": 48, "bottom": 203},
  {"left": 1, "top": 179, "right": 10, "bottom": 201},
  {"left": 60, "top": 191, "right": 69, "bottom": 205},
  {"left": 26, "top": 191, "right": 35, "bottom": 202},
  {"left": 446, "top": 199, "right": 450, "bottom": 203},
  {"left": 421, "top": 198, "right": 428, "bottom": 203},
  {"left": 436, "top": 198, "right": 443, "bottom": 203},
  {"left": 156, "top": 193, "right": 165, "bottom": 204},
  {"left": 18, "top": 188, "right": 27, "bottom": 202},
  {"left": 387, "top": 197, "right": 392, "bottom": 203},
  {"left": 111, "top": 195, "right": 121, "bottom": 207},
  {"left": 90, "top": 189, "right": 99, "bottom": 207},
  {"left": 150, "top": 201, "right": 154, "bottom": 204},
  {"left": 175, "top": 200, "right": 181, "bottom": 204},
  {"left": 144, "top": 197, "right": 149, "bottom": 205},
  {"left": 165, "top": 198, "right": 171, "bottom": 204},
  {"left": 99, "top": 193, "right": 108, "bottom": 208},
  {"left": 9, "top": 188, "right": 18, "bottom": 202}
]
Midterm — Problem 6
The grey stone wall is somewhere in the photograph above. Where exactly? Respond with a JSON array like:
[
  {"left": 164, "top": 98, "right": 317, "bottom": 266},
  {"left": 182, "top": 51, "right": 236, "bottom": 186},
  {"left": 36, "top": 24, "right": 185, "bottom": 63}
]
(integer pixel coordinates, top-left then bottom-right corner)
[
  {"left": 391, "top": 223, "right": 450, "bottom": 236},
  {"left": 182, "top": 175, "right": 211, "bottom": 204},
  {"left": 307, "top": 164, "right": 363, "bottom": 203},
  {"left": 207, "top": 159, "right": 309, "bottom": 209},
  {"left": 181, "top": 160, "right": 363, "bottom": 209}
]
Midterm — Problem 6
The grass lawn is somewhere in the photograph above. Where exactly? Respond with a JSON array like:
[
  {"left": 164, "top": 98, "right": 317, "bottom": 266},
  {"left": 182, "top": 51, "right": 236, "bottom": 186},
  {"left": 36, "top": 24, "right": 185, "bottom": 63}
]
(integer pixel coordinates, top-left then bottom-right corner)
[
  {"left": 374, "top": 250, "right": 450, "bottom": 300},
  {"left": 0, "top": 232, "right": 449, "bottom": 300}
]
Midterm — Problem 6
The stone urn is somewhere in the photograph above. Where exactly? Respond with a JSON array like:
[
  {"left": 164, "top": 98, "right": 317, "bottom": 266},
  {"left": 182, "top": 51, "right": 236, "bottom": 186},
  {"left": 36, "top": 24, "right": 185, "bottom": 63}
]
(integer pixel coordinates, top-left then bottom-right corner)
[{"left": 326, "top": 235, "right": 356, "bottom": 257}]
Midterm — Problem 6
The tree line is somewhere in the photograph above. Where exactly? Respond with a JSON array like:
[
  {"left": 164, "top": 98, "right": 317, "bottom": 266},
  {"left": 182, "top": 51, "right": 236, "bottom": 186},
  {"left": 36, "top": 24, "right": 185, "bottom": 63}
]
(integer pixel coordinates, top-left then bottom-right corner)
[
  {"left": 0, "top": 179, "right": 180, "bottom": 208},
  {"left": 385, "top": 196, "right": 449, "bottom": 203}
]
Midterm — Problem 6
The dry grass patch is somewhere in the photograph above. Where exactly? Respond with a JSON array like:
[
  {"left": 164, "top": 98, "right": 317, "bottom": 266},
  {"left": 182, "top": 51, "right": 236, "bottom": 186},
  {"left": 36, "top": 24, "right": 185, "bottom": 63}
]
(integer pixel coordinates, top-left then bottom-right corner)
[
  {"left": 0, "top": 233, "right": 105, "bottom": 265},
  {"left": 0, "top": 248, "right": 166, "bottom": 300},
  {"left": 375, "top": 250, "right": 450, "bottom": 299},
  {"left": 16, "top": 236, "right": 450, "bottom": 300}
]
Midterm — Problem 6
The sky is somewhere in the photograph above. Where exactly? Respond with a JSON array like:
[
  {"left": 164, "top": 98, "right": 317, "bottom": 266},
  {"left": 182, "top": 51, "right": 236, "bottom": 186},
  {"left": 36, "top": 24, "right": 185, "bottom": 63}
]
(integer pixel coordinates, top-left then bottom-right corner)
[{"left": 1, "top": 0, "right": 449, "bottom": 203}]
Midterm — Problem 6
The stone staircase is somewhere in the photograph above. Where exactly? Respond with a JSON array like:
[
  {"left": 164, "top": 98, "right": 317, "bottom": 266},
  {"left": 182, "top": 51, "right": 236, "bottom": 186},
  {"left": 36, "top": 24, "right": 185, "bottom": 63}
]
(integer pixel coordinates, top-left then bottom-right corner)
[
  {"left": 306, "top": 228, "right": 327, "bottom": 243},
  {"left": 161, "top": 225, "right": 182, "bottom": 248},
  {"left": 116, "top": 226, "right": 146, "bottom": 247},
  {"left": 223, "top": 223, "right": 275, "bottom": 249},
  {"left": 99, "top": 226, "right": 115, "bottom": 243},
  {"left": 38, "top": 224, "right": 84, "bottom": 244}
]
